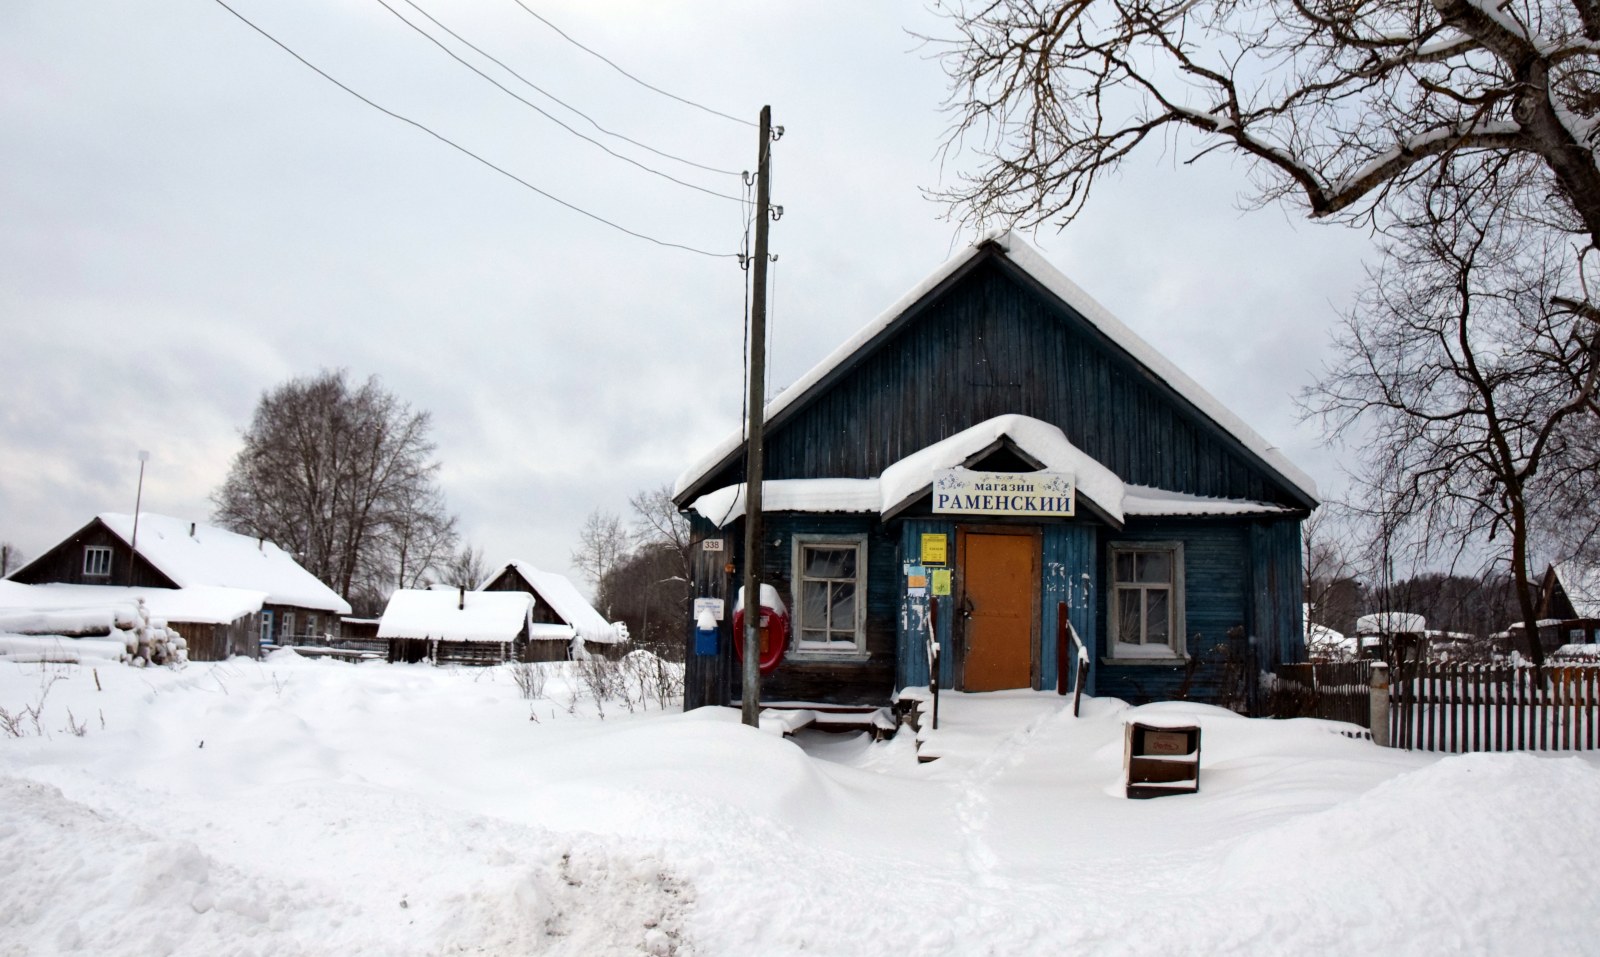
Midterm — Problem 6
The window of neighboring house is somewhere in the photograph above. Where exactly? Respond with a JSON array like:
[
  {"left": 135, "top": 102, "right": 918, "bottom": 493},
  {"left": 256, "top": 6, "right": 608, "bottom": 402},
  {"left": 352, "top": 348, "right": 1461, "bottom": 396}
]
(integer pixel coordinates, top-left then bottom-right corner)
[
  {"left": 83, "top": 546, "right": 113, "bottom": 578},
  {"left": 790, "top": 534, "right": 868, "bottom": 657},
  {"left": 306, "top": 613, "right": 319, "bottom": 639},
  {"left": 283, "top": 611, "right": 296, "bottom": 642},
  {"left": 259, "top": 611, "right": 274, "bottom": 646},
  {"left": 1109, "top": 543, "right": 1185, "bottom": 658}
]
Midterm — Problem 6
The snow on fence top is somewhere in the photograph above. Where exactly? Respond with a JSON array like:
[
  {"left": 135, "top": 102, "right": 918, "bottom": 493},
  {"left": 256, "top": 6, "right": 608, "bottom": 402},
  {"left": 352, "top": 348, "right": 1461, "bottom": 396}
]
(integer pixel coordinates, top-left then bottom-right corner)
[
  {"left": 377, "top": 588, "right": 532, "bottom": 643},
  {"left": 97, "top": 513, "right": 351, "bottom": 615},
  {"left": 486, "top": 562, "right": 628, "bottom": 644},
  {"left": 672, "top": 229, "right": 1318, "bottom": 505},
  {"left": 689, "top": 414, "right": 1294, "bottom": 527}
]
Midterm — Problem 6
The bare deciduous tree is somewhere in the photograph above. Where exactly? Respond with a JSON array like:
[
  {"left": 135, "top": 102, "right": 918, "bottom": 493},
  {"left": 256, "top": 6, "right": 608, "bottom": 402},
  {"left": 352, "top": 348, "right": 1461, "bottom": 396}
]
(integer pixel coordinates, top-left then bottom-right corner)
[
  {"left": 1309, "top": 197, "right": 1600, "bottom": 665},
  {"left": 931, "top": 0, "right": 1600, "bottom": 248},
  {"left": 571, "top": 510, "right": 635, "bottom": 608},
  {"left": 440, "top": 544, "right": 489, "bottom": 591},
  {"left": 213, "top": 370, "right": 456, "bottom": 605}
]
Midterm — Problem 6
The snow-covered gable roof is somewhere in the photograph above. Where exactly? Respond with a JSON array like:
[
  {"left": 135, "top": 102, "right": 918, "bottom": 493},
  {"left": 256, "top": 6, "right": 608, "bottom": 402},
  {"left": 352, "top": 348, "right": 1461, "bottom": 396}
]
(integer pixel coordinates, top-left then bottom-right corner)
[
  {"left": 0, "top": 580, "right": 267, "bottom": 626},
  {"left": 486, "top": 562, "right": 627, "bottom": 644},
  {"left": 1553, "top": 562, "right": 1600, "bottom": 619},
  {"left": 377, "top": 588, "right": 531, "bottom": 643},
  {"left": 95, "top": 513, "right": 351, "bottom": 615},
  {"left": 673, "top": 230, "right": 1317, "bottom": 506},
  {"left": 689, "top": 414, "right": 1295, "bottom": 527}
]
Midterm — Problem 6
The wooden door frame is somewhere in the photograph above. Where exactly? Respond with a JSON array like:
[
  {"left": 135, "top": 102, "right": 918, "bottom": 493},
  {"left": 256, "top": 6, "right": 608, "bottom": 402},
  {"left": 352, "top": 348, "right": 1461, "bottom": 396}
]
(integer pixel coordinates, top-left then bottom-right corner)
[{"left": 953, "top": 524, "right": 1043, "bottom": 691}]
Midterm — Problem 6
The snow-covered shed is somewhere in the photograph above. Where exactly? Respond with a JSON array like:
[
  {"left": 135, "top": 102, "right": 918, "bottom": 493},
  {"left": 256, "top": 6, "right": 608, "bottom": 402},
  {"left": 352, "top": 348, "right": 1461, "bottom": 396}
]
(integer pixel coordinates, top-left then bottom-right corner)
[
  {"left": 8, "top": 513, "right": 352, "bottom": 660},
  {"left": 673, "top": 231, "right": 1315, "bottom": 711},
  {"left": 479, "top": 562, "right": 628, "bottom": 661},
  {"left": 377, "top": 586, "right": 532, "bottom": 665}
]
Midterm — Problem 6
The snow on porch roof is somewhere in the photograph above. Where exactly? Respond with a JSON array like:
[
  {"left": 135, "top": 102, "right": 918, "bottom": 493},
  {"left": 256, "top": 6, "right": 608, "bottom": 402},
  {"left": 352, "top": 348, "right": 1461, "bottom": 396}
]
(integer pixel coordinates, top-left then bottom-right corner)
[
  {"left": 377, "top": 588, "right": 532, "bottom": 643},
  {"left": 688, "top": 415, "right": 1295, "bottom": 526},
  {"left": 672, "top": 229, "right": 1318, "bottom": 506},
  {"left": 0, "top": 581, "right": 268, "bottom": 626}
]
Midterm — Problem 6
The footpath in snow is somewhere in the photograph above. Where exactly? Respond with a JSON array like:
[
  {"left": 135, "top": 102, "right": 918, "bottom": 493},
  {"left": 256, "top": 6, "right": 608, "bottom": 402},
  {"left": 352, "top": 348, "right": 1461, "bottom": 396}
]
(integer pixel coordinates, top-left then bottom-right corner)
[{"left": 1, "top": 654, "right": 1597, "bottom": 956}]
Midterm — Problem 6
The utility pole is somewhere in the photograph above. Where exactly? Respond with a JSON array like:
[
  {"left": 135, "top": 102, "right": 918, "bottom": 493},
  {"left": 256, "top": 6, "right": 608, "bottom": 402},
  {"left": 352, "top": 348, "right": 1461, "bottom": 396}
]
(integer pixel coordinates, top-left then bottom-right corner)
[
  {"left": 741, "top": 105, "right": 775, "bottom": 728},
  {"left": 128, "top": 450, "right": 149, "bottom": 587}
]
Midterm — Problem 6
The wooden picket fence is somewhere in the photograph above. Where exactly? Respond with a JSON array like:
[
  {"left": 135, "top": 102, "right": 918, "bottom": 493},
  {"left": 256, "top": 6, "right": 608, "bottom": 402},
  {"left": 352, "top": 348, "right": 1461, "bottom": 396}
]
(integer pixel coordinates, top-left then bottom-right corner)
[
  {"left": 1390, "top": 662, "right": 1600, "bottom": 752},
  {"left": 1266, "top": 661, "right": 1375, "bottom": 729}
]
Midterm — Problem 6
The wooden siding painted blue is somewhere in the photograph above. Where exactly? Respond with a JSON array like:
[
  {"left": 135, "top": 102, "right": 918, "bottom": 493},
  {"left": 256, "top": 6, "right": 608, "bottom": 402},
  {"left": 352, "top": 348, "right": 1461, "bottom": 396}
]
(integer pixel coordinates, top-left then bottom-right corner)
[
  {"left": 694, "top": 258, "right": 1303, "bottom": 507},
  {"left": 895, "top": 519, "right": 957, "bottom": 690},
  {"left": 1039, "top": 524, "right": 1098, "bottom": 694},
  {"left": 1094, "top": 520, "right": 1251, "bottom": 704}
]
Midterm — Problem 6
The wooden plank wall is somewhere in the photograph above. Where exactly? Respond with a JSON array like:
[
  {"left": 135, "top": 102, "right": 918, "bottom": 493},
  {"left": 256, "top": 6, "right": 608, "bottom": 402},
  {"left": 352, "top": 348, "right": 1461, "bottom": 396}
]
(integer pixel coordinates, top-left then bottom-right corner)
[
  {"left": 695, "top": 258, "right": 1302, "bottom": 508},
  {"left": 895, "top": 518, "right": 957, "bottom": 690},
  {"left": 1093, "top": 520, "right": 1250, "bottom": 704},
  {"left": 1041, "top": 524, "right": 1098, "bottom": 694}
]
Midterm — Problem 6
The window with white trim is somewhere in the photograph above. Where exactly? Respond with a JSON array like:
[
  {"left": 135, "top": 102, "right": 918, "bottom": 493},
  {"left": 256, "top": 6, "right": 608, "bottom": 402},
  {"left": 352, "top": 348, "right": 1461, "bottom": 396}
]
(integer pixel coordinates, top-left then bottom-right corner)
[
  {"left": 260, "top": 610, "right": 274, "bottom": 646},
  {"left": 1109, "top": 542, "right": 1185, "bottom": 658},
  {"left": 283, "top": 611, "right": 296, "bottom": 641},
  {"left": 306, "top": 613, "right": 319, "bottom": 638},
  {"left": 791, "top": 534, "right": 867, "bottom": 657},
  {"left": 83, "top": 546, "right": 112, "bottom": 578}
]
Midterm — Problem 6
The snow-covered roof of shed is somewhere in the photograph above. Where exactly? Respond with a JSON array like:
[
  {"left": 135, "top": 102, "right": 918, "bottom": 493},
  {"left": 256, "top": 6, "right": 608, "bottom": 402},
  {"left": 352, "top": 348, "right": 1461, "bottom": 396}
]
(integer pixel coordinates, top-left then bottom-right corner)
[
  {"left": 1553, "top": 561, "right": 1600, "bottom": 619},
  {"left": 96, "top": 513, "right": 351, "bottom": 615},
  {"left": 485, "top": 562, "right": 627, "bottom": 644},
  {"left": 0, "top": 580, "right": 267, "bottom": 625},
  {"left": 688, "top": 414, "right": 1293, "bottom": 527},
  {"left": 673, "top": 230, "right": 1317, "bottom": 505},
  {"left": 1356, "top": 612, "right": 1428, "bottom": 635},
  {"left": 377, "top": 588, "right": 531, "bottom": 642}
]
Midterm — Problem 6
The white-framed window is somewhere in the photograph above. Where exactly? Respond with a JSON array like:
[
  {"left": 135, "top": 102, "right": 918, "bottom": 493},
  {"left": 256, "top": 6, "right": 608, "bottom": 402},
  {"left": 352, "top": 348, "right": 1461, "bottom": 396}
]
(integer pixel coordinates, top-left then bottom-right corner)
[
  {"left": 1108, "top": 542, "right": 1185, "bottom": 658},
  {"left": 790, "top": 533, "right": 868, "bottom": 657},
  {"left": 306, "top": 613, "right": 319, "bottom": 638},
  {"left": 259, "top": 610, "right": 274, "bottom": 645},
  {"left": 83, "top": 546, "right": 113, "bottom": 578},
  {"left": 283, "top": 611, "right": 296, "bottom": 641}
]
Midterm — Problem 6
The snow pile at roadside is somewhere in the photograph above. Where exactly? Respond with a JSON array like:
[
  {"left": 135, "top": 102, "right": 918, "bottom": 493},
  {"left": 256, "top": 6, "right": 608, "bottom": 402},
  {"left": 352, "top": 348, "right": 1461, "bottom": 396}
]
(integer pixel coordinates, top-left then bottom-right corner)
[{"left": 0, "top": 657, "right": 1596, "bottom": 955}]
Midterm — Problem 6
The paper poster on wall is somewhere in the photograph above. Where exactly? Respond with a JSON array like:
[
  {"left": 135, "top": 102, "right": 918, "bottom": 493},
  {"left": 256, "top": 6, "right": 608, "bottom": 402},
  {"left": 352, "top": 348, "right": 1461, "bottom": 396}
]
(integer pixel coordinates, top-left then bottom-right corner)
[
  {"left": 920, "top": 533, "right": 948, "bottom": 565},
  {"left": 931, "top": 569, "right": 952, "bottom": 596}
]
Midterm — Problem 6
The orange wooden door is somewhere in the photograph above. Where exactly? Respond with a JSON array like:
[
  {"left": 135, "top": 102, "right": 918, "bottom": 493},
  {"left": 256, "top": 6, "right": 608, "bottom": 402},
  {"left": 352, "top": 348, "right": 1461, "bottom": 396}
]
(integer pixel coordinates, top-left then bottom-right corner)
[{"left": 962, "top": 531, "right": 1037, "bottom": 691}]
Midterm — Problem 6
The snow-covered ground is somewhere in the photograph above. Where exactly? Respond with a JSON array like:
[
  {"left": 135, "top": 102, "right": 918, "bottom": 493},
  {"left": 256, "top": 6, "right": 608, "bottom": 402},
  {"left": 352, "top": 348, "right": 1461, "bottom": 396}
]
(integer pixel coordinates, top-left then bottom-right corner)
[{"left": 2, "top": 653, "right": 1596, "bottom": 956}]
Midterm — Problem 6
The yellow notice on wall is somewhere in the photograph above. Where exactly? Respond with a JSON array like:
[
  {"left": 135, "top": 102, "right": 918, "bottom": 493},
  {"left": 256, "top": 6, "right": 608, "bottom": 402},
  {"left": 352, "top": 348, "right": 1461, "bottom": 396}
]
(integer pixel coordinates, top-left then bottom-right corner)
[
  {"left": 931, "top": 569, "right": 952, "bottom": 596},
  {"left": 920, "top": 533, "right": 948, "bottom": 566}
]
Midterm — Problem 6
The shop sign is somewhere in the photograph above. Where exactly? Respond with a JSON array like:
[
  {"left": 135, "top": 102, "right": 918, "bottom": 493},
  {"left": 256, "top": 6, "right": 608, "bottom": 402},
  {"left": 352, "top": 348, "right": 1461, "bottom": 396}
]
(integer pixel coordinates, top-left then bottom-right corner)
[{"left": 931, "top": 468, "right": 1075, "bottom": 517}]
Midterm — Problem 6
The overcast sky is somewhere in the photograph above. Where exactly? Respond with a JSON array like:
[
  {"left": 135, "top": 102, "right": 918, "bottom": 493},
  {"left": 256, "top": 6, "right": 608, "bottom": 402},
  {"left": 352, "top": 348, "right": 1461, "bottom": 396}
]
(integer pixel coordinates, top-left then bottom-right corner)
[{"left": 2, "top": 1, "right": 1374, "bottom": 593}]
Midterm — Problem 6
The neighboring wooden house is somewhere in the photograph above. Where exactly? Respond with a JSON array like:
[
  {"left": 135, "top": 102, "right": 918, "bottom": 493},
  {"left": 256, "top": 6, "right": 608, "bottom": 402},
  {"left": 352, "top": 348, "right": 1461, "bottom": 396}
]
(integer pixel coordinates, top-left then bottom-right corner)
[
  {"left": 1354, "top": 612, "right": 1428, "bottom": 661},
  {"left": 480, "top": 562, "right": 629, "bottom": 661},
  {"left": 8, "top": 513, "right": 351, "bottom": 660},
  {"left": 1537, "top": 562, "right": 1600, "bottom": 647},
  {"left": 673, "top": 232, "right": 1315, "bottom": 711},
  {"left": 376, "top": 586, "right": 532, "bottom": 666}
]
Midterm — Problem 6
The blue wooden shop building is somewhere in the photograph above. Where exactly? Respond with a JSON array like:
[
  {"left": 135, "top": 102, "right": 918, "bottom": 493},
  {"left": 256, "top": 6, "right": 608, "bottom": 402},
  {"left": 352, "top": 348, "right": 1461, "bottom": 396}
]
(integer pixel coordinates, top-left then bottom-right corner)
[{"left": 673, "top": 232, "right": 1316, "bottom": 712}]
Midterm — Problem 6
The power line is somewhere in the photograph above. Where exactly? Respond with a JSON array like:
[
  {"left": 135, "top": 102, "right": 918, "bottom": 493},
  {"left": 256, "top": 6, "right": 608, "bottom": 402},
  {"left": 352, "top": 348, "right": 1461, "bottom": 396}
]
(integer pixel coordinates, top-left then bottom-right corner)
[
  {"left": 371, "top": 0, "right": 742, "bottom": 203},
  {"left": 397, "top": 0, "right": 740, "bottom": 177},
  {"left": 505, "top": 0, "right": 755, "bottom": 128},
  {"left": 209, "top": 0, "right": 738, "bottom": 259}
]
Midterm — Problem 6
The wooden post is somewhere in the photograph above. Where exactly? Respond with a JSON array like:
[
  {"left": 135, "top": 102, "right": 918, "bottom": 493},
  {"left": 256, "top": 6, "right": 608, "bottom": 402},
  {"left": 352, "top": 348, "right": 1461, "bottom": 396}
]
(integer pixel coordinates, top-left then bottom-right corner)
[
  {"left": 740, "top": 106, "right": 774, "bottom": 729},
  {"left": 1369, "top": 662, "right": 1390, "bottom": 747},
  {"left": 1056, "top": 601, "right": 1068, "bottom": 696}
]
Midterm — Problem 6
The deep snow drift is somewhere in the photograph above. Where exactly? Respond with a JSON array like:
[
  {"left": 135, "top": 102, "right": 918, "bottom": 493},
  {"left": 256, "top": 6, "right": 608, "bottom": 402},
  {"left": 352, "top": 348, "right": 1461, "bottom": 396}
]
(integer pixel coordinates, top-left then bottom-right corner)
[{"left": 1, "top": 654, "right": 1596, "bottom": 956}]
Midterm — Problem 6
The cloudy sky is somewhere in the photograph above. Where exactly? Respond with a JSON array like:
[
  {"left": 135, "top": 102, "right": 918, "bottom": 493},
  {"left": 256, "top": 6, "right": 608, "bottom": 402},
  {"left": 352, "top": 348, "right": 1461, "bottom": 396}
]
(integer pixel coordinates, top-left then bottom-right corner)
[{"left": 2, "top": 1, "right": 1373, "bottom": 591}]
